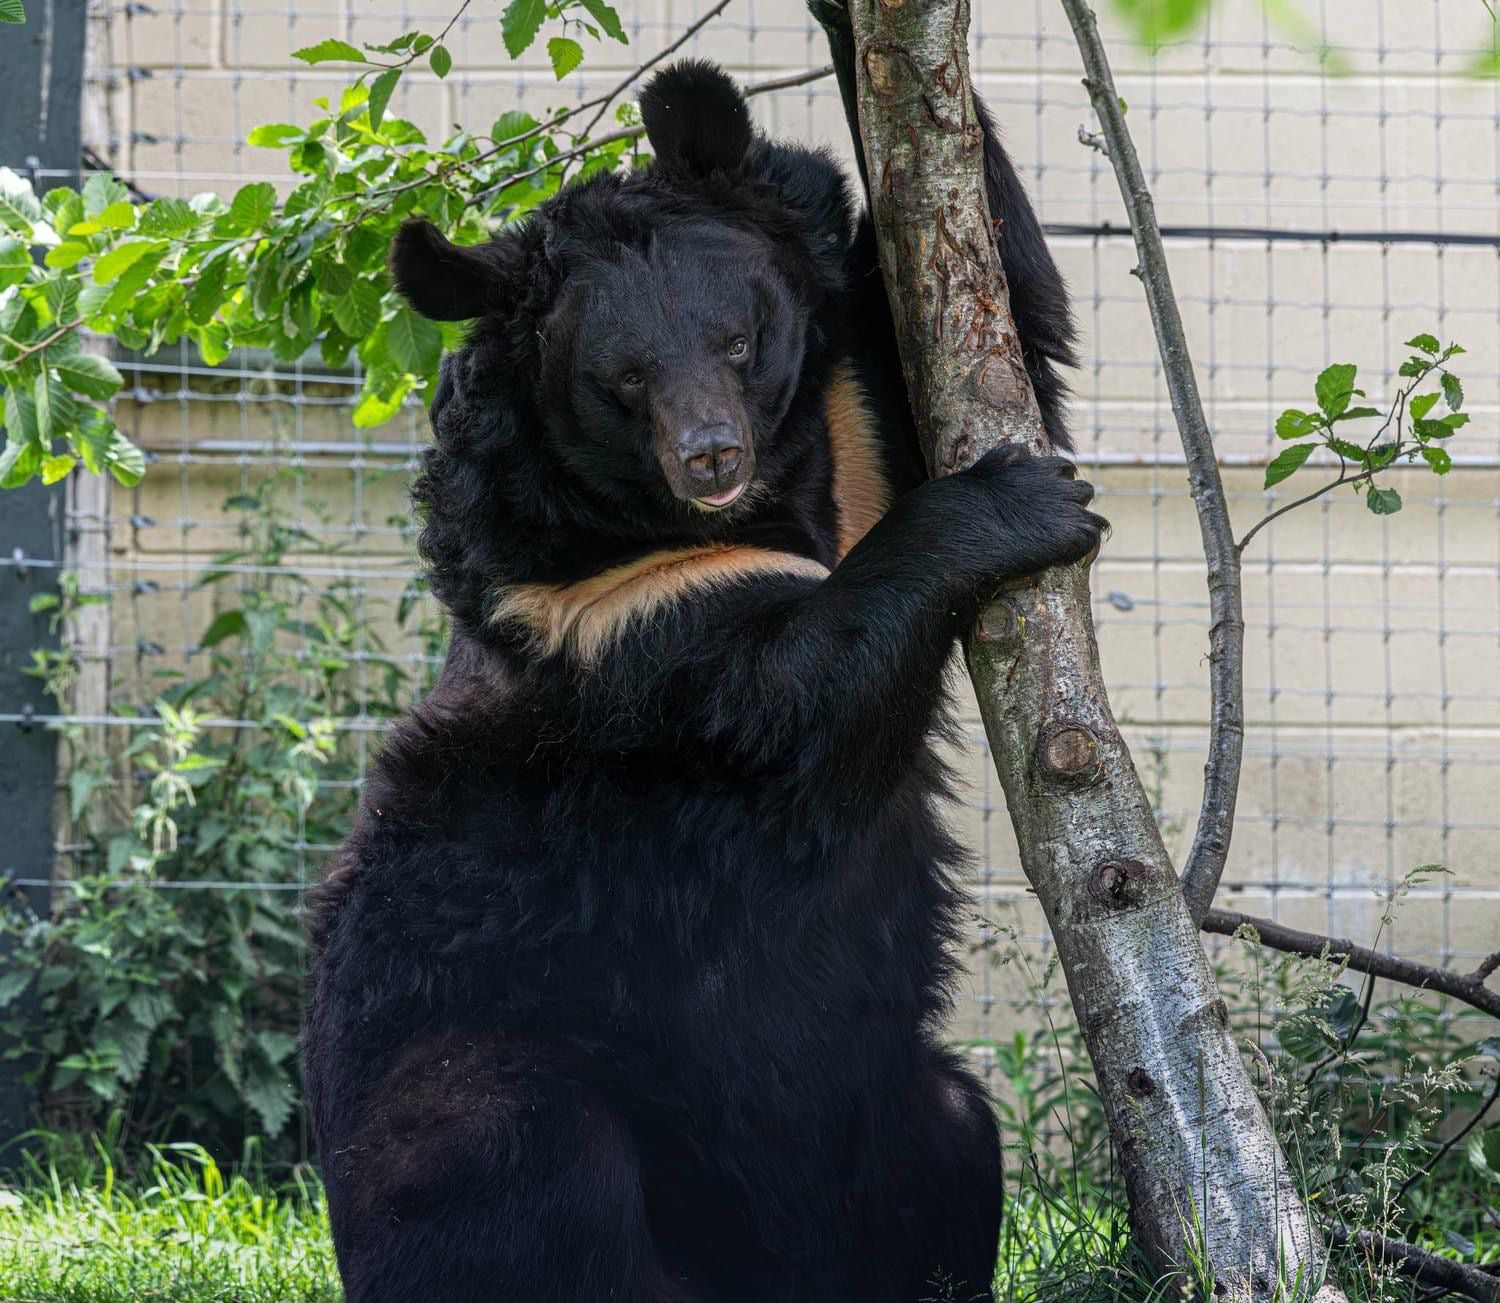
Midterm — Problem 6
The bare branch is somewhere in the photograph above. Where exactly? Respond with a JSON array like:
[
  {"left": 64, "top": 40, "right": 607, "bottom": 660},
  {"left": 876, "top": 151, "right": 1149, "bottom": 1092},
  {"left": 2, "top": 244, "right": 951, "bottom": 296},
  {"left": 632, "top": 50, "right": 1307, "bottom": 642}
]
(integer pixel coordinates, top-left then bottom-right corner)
[
  {"left": 1203, "top": 908, "right": 1500, "bottom": 1020},
  {"left": 1059, "top": 0, "right": 1244, "bottom": 926},
  {"left": 1325, "top": 1225, "right": 1500, "bottom": 1303}
]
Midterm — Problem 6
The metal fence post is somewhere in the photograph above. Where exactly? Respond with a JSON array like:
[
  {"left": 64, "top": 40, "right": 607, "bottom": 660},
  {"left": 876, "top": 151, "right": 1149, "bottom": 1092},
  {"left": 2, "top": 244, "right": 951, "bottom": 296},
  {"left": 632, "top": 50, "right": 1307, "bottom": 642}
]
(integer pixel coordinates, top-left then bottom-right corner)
[{"left": 0, "top": 0, "right": 89, "bottom": 1154}]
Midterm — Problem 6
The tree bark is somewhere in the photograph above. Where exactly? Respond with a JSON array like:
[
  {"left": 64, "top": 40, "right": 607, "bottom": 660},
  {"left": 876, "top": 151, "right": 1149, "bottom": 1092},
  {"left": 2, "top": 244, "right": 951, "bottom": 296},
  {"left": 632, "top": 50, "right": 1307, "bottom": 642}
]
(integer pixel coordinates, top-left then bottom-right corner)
[{"left": 842, "top": 0, "right": 1343, "bottom": 1296}]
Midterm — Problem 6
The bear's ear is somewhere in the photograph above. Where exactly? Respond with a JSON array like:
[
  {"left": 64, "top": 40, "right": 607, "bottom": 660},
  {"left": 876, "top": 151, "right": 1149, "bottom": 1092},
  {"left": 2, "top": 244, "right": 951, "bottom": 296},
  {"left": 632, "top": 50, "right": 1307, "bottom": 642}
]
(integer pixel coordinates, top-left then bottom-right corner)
[
  {"left": 389, "top": 219, "right": 503, "bottom": 321},
  {"left": 640, "top": 61, "right": 752, "bottom": 176}
]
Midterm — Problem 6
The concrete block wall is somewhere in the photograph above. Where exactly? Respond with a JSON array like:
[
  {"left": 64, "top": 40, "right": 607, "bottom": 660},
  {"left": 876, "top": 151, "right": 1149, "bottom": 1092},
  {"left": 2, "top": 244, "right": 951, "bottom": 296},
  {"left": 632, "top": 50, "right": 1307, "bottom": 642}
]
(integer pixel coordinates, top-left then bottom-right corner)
[{"left": 77, "top": 0, "right": 1499, "bottom": 1054}]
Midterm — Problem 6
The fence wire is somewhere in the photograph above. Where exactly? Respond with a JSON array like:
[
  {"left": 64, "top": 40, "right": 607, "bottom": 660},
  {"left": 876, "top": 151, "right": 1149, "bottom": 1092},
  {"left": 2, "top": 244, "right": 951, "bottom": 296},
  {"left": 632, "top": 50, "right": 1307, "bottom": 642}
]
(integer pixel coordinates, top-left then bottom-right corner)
[{"left": 2, "top": 0, "right": 1498, "bottom": 1151}]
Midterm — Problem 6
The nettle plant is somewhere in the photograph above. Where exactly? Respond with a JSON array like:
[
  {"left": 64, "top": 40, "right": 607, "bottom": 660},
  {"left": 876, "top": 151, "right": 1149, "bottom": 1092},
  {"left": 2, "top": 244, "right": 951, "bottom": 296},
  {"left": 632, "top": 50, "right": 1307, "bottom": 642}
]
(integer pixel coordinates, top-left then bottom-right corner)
[{"left": 0, "top": 0, "right": 646, "bottom": 488}]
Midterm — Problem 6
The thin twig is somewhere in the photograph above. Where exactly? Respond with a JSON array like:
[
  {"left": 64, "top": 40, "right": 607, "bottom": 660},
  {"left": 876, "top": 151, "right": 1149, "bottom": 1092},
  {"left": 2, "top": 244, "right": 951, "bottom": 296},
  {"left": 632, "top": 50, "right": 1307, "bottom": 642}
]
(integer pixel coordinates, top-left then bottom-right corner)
[
  {"left": 1474, "top": 950, "right": 1500, "bottom": 983},
  {"left": 1204, "top": 908, "right": 1500, "bottom": 1020},
  {"left": 1060, "top": 0, "right": 1244, "bottom": 926},
  {"left": 1325, "top": 1224, "right": 1500, "bottom": 1302},
  {"left": 1390, "top": 1072, "right": 1500, "bottom": 1215}
]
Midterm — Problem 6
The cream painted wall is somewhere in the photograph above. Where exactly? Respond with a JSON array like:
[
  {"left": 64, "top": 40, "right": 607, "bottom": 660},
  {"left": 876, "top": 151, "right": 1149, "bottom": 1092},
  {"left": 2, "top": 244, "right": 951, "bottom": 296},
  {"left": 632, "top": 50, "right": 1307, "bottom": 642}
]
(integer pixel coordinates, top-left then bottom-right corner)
[{"left": 81, "top": 0, "right": 1500, "bottom": 1047}]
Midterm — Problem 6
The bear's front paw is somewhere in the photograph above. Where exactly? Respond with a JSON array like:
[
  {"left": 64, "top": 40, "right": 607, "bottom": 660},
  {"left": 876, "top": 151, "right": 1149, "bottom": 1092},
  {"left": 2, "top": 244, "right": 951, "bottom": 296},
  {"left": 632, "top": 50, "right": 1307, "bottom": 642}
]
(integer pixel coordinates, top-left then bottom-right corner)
[{"left": 965, "top": 445, "right": 1108, "bottom": 576}]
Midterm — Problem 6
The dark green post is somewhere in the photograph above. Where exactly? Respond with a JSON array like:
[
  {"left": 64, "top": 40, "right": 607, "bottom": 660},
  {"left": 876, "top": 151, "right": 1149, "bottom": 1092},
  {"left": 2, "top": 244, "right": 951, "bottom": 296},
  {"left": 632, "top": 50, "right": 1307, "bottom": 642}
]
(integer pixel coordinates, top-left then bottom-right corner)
[{"left": 0, "top": 0, "right": 89, "bottom": 1154}]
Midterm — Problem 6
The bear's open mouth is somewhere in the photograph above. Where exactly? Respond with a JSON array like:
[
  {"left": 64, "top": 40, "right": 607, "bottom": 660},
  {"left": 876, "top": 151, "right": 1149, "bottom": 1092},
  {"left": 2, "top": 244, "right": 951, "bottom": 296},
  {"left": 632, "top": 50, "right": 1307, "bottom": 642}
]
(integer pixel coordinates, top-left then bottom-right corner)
[{"left": 691, "top": 483, "right": 748, "bottom": 511}]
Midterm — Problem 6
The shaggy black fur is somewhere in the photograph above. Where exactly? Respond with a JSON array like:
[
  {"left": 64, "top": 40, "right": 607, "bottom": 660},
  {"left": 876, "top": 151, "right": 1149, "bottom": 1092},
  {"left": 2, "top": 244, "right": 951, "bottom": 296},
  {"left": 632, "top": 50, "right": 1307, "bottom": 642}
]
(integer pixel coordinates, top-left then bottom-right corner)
[{"left": 303, "top": 44, "right": 1101, "bottom": 1303}]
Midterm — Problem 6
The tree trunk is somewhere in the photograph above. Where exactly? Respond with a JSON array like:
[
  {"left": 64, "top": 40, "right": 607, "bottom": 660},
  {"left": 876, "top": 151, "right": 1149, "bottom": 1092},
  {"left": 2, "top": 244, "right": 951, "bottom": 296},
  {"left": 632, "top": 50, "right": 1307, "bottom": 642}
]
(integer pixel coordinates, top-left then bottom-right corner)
[{"left": 842, "top": 1, "right": 1344, "bottom": 1297}]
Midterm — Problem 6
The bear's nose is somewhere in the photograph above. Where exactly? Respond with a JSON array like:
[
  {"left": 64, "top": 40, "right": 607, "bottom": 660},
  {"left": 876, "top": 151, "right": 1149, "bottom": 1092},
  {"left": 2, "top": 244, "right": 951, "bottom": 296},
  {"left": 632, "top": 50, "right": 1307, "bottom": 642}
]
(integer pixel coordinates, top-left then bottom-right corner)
[{"left": 675, "top": 424, "right": 743, "bottom": 487}]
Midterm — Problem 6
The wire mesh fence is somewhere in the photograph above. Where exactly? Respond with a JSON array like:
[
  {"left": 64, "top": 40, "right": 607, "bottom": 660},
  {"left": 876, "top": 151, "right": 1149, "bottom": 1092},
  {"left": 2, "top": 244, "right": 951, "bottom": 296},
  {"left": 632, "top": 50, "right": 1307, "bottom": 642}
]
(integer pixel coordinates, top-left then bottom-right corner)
[{"left": 2, "top": 0, "right": 1497, "bottom": 1158}]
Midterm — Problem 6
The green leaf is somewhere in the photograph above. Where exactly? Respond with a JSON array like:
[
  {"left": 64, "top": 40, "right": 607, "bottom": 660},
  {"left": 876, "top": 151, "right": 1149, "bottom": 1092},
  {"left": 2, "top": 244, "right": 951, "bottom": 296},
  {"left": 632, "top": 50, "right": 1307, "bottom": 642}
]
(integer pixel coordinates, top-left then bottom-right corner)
[
  {"left": 1366, "top": 486, "right": 1402, "bottom": 515},
  {"left": 1467, "top": 1130, "right": 1500, "bottom": 1185},
  {"left": 1441, "top": 372, "right": 1463, "bottom": 412},
  {"left": 1420, "top": 446, "right": 1452, "bottom": 475},
  {"left": 0, "top": 234, "right": 29, "bottom": 288},
  {"left": 1274, "top": 408, "right": 1321, "bottom": 441},
  {"left": 0, "top": 0, "right": 26, "bottom": 26},
  {"left": 383, "top": 305, "right": 442, "bottom": 374},
  {"left": 0, "top": 970, "right": 30, "bottom": 1007},
  {"left": 185, "top": 255, "right": 230, "bottom": 324},
  {"left": 43, "top": 240, "right": 88, "bottom": 270},
  {"left": 332, "top": 276, "right": 382, "bottom": 338},
  {"left": 0, "top": 437, "right": 42, "bottom": 489},
  {"left": 32, "top": 370, "right": 51, "bottom": 438},
  {"left": 81, "top": 173, "right": 127, "bottom": 217},
  {"left": 367, "top": 67, "right": 402, "bottom": 131},
  {"left": 352, "top": 374, "right": 412, "bottom": 428},
  {"left": 54, "top": 352, "right": 123, "bottom": 400},
  {"left": 429, "top": 43, "right": 452, "bottom": 78},
  {"left": 1264, "top": 443, "right": 1316, "bottom": 489},
  {"left": 1414, "top": 418, "right": 1453, "bottom": 441},
  {"left": 547, "top": 37, "right": 584, "bottom": 80},
  {"left": 1336, "top": 406, "right": 1380, "bottom": 422},
  {"left": 492, "top": 110, "right": 539, "bottom": 144},
  {"left": 137, "top": 196, "right": 196, "bottom": 237},
  {"left": 1408, "top": 392, "right": 1440, "bottom": 422},
  {"left": 1442, "top": 412, "right": 1470, "bottom": 431},
  {"left": 1405, "top": 333, "right": 1441, "bottom": 355},
  {"left": 578, "top": 0, "right": 628, "bottom": 42},
  {"left": 228, "top": 181, "right": 276, "bottom": 234},
  {"left": 292, "top": 37, "right": 366, "bottom": 64},
  {"left": 0, "top": 166, "right": 44, "bottom": 235},
  {"left": 103, "top": 429, "right": 144, "bottom": 486},
  {"left": 40, "top": 452, "right": 76, "bottom": 485},
  {"left": 1314, "top": 363, "right": 1359, "bottom": 421},
  {"left": 501, "top": 0, "right": 546, "bottom": 58},
  {"left": 93, "top": 239, "right": 161, "bottom": 285},
  {"left": 246, "top": 123, "right": 305, "bottom": 148}
]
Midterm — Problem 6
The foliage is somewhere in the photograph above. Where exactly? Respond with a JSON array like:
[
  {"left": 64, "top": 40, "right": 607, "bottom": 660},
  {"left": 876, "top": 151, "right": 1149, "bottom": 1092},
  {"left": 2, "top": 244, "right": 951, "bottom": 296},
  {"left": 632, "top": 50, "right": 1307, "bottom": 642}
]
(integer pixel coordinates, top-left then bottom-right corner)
[
  {"left": 1261, "top": 338, "right": 1469, "bottom": 521},
  {"left": 0, "top": 15, "right": 648, "bottom": 490},
  {"left": 0, "top": 472, "right": 444, "bottom": 1156},
  {"left": 971, "top": 885, "right": 1500, "bottom": 1300},
  {"left": 0, "top": 1137, "right": 339, "bottom": 1303}
]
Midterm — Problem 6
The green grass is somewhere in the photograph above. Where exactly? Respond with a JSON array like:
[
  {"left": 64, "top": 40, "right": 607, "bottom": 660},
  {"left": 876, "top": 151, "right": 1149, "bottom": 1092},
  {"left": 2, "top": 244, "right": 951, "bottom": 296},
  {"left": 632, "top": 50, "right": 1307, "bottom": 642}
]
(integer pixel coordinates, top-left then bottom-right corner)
[
  {"left": 1, "top": 1142, "right": 1493, "bottom": 1303},
  {"left": 0, "top": 1145, "right": 340, "bottom": 1303}
]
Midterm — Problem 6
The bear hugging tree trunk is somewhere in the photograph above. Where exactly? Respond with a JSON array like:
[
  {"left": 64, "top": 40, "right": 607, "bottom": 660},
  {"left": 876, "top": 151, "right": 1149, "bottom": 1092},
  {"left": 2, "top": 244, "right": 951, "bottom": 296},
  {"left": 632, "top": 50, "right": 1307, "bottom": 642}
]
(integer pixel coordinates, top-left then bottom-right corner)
[{"left": 300, "top": 49, "right": 1102, "bottom": 1303}]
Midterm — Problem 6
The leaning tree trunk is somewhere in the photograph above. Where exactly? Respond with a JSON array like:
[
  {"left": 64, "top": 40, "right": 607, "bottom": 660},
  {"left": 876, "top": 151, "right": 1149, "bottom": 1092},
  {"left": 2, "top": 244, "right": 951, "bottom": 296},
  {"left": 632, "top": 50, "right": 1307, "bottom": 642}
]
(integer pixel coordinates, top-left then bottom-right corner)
[{"left": 844, "top": 1, "right": 1344, "bottom": 1297}]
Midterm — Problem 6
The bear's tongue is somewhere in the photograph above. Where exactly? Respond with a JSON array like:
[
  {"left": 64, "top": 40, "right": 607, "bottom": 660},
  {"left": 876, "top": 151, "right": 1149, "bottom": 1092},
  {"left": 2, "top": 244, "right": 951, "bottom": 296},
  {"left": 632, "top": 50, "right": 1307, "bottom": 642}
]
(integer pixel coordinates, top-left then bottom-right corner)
[{"left": 697, "top": 483, "right": 746, "bottom": 509}]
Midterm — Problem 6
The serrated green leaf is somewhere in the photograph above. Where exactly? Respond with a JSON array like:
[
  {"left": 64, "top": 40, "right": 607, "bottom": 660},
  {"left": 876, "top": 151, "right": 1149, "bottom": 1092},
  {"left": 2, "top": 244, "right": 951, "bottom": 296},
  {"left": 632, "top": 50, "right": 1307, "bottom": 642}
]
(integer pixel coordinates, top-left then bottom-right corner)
[
  {"left": 0, "top": 0, "right": 26, "bottom": 26},
  {"left": 0, "top": 436, "right": 42, "bottom": 488},
  {"left": 1398, "top": 358, "right": 1427, "bottom": 379},
  {"left": 578, "top": 0, "right": 628, "bottom": 42},
  {"left": 186, "top": 255, "right": 229, "bottom": 324},
  {"left": 1420, "top": 446, "right": 1452, "bottom": 474},
  {"left": 138, "top": 196, "right": 196, "bottom": 237},
  {"left": 429, "top": 43, "right": 452, "bottom": 78},
  {"left": 1442, "top": 412, "right": 1470, "bottom": 431},
  {"left": 292, "top": 37, "right": 366, "bottom": 64},
  {"left": 1366, "top": 486, "right": 1402, "bottom": 515},
  {"left": 246, "top": 123, "right": 305, "bottom": 148},
  {"left": 1441, "top": 371, "right": 1463, "bottom": 412},
  {"left": 492, "top": 110, "right": 539, "bottom": 144},
  {"left": 81, "top": 173, "right": 128, "bottom": 216},
  {"left": 383, "top": 305, "right": 441, "bottom": 375},
  {"left": 1408, "top": 392, "right": 1440, "bottom": 421},
  {"left": 501, "top": 0, "right": 546, "bottom": 58},
  {"left": 1274, "top": 408, "right": 1321, "bottom": 441},
  {"left": 547, "top": 36, "right": 584, "bottom": 79},
  {"left": 1336, "top": 406, "right": 1380, "bottom": 422},
  {"left": 1314, "top": 363, "right": 1359, "bottom": 421},
  {"left": 332, "top": 276, "right": 382, "bottom": 338},
  {"left": 352, "top": 374, "right": 412, "bottom": 428},
  {"left": 367, "top": 67, "right": 402, "bottom": 131},
  {"left": 1405, "top": 333, "right": 1441, "bottom": 355},
  {"left": 104, "top": 430, "right": 145, "bottom": 486},
  {"left": 1415, "top": 418, "right": 1454, "bottom": 441},
  {"left": 228, "top": 181, "right": 276, "bottom": 234},
  {"left": 53, "top": 352, "right": 123, "bottom": 400},
  {"left": 1264, "top": 443, "right": 1316, "bottom": 489}
]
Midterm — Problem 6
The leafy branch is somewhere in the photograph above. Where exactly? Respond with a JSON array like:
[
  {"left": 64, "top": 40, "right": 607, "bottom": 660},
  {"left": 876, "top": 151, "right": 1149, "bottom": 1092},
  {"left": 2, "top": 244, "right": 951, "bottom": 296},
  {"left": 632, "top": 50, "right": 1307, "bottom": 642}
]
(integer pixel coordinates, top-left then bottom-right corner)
[{"left": 1239, "top": 336, "right": 1470, "bottom": 553}]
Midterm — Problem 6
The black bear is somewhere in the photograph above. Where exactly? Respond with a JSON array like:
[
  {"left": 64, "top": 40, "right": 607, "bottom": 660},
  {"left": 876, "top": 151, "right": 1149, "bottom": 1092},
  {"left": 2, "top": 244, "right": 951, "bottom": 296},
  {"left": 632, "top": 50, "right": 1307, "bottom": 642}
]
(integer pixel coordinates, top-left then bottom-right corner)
[{"left": 302, "top": 42, "right": 1100, "bottom": 1303}]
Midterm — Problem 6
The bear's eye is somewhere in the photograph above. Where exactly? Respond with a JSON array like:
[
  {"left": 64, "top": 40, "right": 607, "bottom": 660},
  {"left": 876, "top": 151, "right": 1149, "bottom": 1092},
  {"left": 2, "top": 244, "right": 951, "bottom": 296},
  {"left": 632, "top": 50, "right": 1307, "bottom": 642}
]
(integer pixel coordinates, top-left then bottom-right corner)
[
  {"left": 727, "top": 337, "right": 749, "bottom": 360},
  {"left": 619, "top": 371, "right": 644, "bottom": 391}
]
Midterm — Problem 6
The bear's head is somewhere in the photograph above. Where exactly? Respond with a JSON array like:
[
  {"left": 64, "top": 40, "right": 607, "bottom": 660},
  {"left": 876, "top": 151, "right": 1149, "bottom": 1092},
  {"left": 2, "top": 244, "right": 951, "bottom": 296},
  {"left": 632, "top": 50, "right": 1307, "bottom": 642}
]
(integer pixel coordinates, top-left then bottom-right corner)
[{"left": 388, "top": 61, "right": 856, "bottom": 625}]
